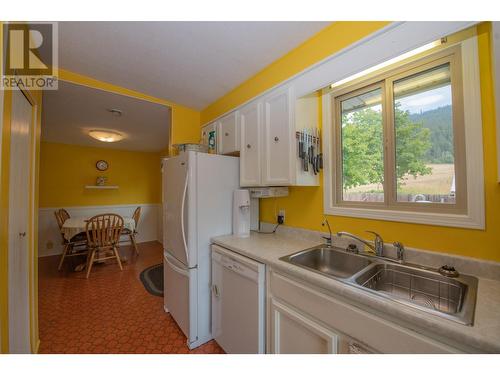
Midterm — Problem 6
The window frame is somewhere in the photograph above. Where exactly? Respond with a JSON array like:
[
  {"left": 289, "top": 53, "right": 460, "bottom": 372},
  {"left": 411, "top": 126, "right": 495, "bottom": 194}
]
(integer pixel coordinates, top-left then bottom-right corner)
[{"left": 322, "top": 37, "right": 485, "bottom": 229}]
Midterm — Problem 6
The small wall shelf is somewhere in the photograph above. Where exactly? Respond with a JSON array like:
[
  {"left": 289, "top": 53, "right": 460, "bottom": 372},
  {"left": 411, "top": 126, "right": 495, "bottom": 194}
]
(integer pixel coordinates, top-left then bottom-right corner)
[{"left": 85, "top": 185, "right": 119, "bottom": 190}]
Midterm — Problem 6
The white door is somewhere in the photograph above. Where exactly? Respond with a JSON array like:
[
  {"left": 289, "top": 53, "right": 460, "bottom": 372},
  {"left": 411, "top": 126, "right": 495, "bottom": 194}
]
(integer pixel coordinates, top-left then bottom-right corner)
[
  {"left": 163, "top": 154, "right": 190, "bottom": 266},
  {"left": 270, "top": 298, "right": 338, "bottom": 354},
  {"left": 262, "top": 86, "right": 294, "bottom": 185},
  {"left": 239, "top": 101, "right": 262, "bottom": 187},
  {"left": 217, "top": 111, "right": 239, "bottom": 155},
  {"left": 8, "top": 89, "right": 33, "bottom": 353}
]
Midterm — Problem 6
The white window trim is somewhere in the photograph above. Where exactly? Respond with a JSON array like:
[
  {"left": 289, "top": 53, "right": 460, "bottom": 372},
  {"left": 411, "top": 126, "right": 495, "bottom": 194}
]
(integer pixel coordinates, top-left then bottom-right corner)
[{"left": 322, "top": 36, "right": 485, "bottom": 229}]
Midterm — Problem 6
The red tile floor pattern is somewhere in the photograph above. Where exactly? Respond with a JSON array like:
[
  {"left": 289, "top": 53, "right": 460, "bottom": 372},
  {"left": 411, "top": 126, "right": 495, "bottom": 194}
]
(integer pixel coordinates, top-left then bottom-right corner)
[{"left": 38, "top": 241, "right": 225, "bottom": 354}]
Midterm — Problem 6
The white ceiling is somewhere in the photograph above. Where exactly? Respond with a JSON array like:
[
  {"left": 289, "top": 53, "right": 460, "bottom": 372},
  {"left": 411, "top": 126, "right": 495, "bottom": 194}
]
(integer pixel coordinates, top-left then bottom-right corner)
[
  {"left": 58, "top": 21, "right": 331, "bottom": 110},
  {"left": 42, "top": 81, "right": 171, "bottom": 152}
]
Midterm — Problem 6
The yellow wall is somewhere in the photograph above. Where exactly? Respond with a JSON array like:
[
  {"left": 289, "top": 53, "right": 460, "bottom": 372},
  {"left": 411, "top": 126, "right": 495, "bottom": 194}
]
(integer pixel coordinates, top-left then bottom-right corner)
[
  {"left": 39, "top": 142, "right": 161, "bottom": 207},
  {"left": 201, "top": 22, "right": 500, "bottom": 262}
]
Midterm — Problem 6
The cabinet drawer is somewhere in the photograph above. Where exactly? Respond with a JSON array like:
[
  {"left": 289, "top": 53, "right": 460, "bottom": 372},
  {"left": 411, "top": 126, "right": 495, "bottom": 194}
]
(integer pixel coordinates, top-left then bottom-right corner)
[{"left": 269, "top": 270, "right": 462, "bottom": 354}]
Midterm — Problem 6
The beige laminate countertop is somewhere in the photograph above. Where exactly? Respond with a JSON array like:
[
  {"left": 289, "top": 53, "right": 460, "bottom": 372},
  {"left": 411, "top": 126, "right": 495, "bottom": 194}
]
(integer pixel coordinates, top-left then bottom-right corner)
[{"left": 212, "top": 232, "right": 500, "bottom": 353}]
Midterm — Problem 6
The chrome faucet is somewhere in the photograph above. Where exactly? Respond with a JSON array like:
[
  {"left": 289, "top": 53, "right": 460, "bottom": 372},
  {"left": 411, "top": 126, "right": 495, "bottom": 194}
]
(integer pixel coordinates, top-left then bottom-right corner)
[
  {"left": 393, "top": 241, "right": 405, "bottom": 262},
  {"left": 337, "top": 231, "right": 384, "bottom": 256},
  {"left": 321, "top": 218, "right": 333, "bottom": 246}
]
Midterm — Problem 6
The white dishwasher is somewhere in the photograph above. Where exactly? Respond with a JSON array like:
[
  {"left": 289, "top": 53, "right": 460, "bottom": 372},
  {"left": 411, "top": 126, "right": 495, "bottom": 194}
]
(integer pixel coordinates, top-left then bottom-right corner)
[{"left": 211, "top": 244, "right": 266, "bottom": 354}]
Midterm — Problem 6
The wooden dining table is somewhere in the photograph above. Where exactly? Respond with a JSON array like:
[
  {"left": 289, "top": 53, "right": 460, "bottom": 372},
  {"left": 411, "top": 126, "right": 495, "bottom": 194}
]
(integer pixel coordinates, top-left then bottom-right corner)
[
  {"left": 61, "top": 216, "right": 136, "bottom": 241},
  {"left": 61, "top": 216, "right": 136, "bottom": 271}
]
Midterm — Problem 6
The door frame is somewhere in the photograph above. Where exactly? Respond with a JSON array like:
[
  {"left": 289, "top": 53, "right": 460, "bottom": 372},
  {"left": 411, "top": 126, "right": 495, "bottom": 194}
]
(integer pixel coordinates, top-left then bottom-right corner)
[
  {"left": 3, "top": 81, "right": 39, "bottom": 353},
  {"left": 25, "top": 86, "right": 39, "bottom": 354}
]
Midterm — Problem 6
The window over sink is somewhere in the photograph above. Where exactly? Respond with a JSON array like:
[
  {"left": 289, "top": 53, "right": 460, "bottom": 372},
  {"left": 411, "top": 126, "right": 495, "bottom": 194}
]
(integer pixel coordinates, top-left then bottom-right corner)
[{"left": 322, "top": 35, "right": 485, "bottom": 229}]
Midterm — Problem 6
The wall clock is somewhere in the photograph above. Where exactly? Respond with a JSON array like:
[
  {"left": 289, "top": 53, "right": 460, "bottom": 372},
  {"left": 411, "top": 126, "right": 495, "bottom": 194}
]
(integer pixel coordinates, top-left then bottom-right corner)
[{"left": 96, "top": 160, "right": 109, "bottom": 171}]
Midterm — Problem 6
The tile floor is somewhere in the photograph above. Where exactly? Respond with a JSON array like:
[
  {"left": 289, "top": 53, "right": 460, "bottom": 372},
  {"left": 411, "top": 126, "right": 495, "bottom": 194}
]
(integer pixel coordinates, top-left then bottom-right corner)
[{"left": 38, "top": 241, "right": 224, "bottom": 354}]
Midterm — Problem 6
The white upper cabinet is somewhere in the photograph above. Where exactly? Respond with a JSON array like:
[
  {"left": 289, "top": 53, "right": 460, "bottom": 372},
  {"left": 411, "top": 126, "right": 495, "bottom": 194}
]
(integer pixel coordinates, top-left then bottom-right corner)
[
  {"left": 239, "top": 101, "right": 262, "bottom": 187},
  {"left": 217, "top": 111, "right": 240, "bottom": 155},
  {"left": 203, "top": 84, "right": 319, "bottom": 187},
  {"left": 262, "top": 86, "right": 295, "bottom": 186}
]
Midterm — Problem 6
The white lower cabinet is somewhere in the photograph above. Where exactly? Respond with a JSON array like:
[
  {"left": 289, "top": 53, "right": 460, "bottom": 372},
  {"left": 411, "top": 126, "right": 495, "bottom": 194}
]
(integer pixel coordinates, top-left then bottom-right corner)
[
  {"left": 267, "top": 269, "right": 464, "bottom": 354},
  {"left": 270, "top": 298, "right": 339, "bottom": 354}
]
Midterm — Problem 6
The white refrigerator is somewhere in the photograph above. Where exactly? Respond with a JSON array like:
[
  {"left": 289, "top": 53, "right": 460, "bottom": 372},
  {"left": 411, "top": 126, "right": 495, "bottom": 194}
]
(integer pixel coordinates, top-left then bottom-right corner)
[{"left": 162, "top": 151, "right": 239, "bottom": 349}]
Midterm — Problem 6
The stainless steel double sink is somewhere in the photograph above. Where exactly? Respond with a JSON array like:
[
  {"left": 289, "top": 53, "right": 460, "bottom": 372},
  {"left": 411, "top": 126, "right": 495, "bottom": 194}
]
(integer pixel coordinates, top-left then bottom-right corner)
[{"left": 280, "top": 246, "right": 478, "bottom": 326}]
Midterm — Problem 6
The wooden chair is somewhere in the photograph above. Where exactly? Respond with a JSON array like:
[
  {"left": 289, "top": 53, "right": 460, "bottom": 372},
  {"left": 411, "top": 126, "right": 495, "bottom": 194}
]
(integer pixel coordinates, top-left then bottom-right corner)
[
  {"left": 59, "top": 208, "right": 70, "bottom": 223},
  {"left": 55, "top": 209, "right": 88, "bottom": 271},
  {"left": 85, "top": 213, "right": 124, "bottom": 278},
  {"left": 121, "top": 206, "right": 141, "bottom": 255}
]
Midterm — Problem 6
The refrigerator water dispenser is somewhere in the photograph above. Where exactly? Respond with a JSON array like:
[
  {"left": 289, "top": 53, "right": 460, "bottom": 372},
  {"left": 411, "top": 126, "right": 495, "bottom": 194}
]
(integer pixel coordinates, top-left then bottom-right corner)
[{"left": 232, "top": 189, "right": 250, "bottom": 238}]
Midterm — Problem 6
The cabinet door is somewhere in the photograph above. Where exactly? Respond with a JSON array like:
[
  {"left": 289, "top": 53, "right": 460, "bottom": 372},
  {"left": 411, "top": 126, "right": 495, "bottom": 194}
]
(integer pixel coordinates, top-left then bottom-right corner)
[
  {"left": 217, "top": 112, "right": 240, "bottom": 155},
  {"left": 262, "top": 86, "right": 294, "bottom": 185},
  {"left": 270, "top": 298, "right": 338, "bottom": 354},
  {"left": 239, "top": 101, "right": 262, "bottom": 186}
]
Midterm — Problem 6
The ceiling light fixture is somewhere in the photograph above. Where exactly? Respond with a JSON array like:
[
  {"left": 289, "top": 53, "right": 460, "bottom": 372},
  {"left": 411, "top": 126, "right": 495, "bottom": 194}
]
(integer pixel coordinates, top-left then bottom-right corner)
[{"left": 88, "top": 130, "right": 124, "bottom": 143}]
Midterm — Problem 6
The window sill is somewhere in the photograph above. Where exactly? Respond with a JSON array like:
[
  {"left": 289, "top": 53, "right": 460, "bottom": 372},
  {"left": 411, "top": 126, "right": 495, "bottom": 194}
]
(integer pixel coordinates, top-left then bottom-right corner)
[{"left": 324, "top": 205, "right": 484, "bottom": 229}]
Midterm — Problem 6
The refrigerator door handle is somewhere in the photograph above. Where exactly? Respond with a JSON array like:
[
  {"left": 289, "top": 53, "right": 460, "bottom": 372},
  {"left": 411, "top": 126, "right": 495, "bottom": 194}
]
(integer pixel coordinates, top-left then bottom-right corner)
[
  {"left": 180, "top": 171, "right": 189, "bottom": 265},
  {"left": 164, "top": 253, "right": 189, "bottom": 276}
]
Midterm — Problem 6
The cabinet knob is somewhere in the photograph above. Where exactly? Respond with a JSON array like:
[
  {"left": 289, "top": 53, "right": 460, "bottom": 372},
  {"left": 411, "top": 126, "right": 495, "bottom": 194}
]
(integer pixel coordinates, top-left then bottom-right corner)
[
  {"left": 246, "top": 144, "right": 251, "bottom": 149},
  {"left": 19, "top": 232, "right": 26, "bottom": 237},
  {"left": 274, "top": 136, "right": 279, "bottom": 142},
  {"left": 225, "top": 132, "right": 229, "bottom": 136}
]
